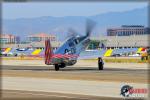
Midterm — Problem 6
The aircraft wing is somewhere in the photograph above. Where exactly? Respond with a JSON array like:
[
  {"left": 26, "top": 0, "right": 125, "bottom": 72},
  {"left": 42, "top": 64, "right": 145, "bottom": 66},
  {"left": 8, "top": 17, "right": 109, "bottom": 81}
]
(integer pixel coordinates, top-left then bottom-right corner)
[
  {"left": 78, "top": 48, "right": 143, "bottom": 59},
  {"left": 78, "top": 49, "right": 106, "bottom": 59}
]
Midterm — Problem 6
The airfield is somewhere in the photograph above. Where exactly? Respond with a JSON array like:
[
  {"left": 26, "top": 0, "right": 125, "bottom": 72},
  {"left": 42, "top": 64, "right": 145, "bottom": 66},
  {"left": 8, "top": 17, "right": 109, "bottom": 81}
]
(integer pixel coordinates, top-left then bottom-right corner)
[{"left": 1, "top": 59, "right": 149, "bottom": 99}]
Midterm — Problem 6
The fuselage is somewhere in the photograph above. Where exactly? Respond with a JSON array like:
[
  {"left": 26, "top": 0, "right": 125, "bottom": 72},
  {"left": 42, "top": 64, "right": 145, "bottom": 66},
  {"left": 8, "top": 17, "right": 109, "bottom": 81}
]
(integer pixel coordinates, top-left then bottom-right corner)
[{"left": 51, "top": 35, "right": 90, "bottom": 66}]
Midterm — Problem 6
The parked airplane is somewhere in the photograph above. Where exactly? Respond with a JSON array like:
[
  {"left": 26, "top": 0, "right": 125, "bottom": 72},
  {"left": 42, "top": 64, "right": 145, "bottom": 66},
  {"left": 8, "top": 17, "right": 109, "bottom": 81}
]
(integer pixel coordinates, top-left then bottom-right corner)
[
  {"left": 45, "top": 20, "right": 98, "bottom": 71},
  {"left": 16, "top": 48, "right": 29, "bottom": 51}
]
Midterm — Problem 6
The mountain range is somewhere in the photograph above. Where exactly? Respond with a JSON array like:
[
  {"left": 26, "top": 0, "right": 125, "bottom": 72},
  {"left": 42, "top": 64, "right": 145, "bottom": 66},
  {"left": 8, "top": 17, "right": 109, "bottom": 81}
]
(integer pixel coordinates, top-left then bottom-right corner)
[{"left": 2, "top": 7, "right": 148, "bottom": 41}]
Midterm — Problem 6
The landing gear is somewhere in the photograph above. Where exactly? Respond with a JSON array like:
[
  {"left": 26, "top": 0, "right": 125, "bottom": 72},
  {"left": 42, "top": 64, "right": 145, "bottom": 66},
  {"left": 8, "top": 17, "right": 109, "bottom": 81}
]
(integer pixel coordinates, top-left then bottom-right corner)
[
  {"left": 98, "top": 57, "right": 104, "bottom": 70},
  {"left": 54, "top": 63, "right": 66, "bottom": 71},
  {"left": 98, "top": 64, "right": 103, "bottom": 70},
  {"left": 55, "top": 64, "right": 59, "bottom": 71},
  {"left": 59, "top": 63, "right": 66, "bottom": 68}
]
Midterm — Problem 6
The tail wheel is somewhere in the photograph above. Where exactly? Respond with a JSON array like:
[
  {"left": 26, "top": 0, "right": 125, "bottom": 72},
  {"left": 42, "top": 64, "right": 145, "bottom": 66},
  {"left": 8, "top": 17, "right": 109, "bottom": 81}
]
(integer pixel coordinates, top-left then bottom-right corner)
[{"left": 55, "top": 64, "right": 59, "bottom": 71}]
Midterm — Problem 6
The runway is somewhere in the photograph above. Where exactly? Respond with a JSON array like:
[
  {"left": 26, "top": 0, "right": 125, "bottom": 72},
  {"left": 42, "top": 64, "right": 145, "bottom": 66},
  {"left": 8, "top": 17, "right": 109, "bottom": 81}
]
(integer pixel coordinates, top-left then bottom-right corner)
[
  {"left": 1, "top": 59, "right": 149, "bottom": 99},
  {"left": 2, "top": 90, "right": 123, "bottom": 100},
  {"left": 2, "top": 77, "right": 148, "bottom": 99},
  {"left": 2, "top": 65, "right": 148, "bottom": 83}
]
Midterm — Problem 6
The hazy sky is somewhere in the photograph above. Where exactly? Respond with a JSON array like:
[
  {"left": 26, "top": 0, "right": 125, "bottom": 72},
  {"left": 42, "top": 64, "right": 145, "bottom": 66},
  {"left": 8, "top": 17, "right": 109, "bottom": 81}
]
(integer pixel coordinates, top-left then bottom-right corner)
[{"left": 2, "top": 2, "right": 148, "bottom": 19}]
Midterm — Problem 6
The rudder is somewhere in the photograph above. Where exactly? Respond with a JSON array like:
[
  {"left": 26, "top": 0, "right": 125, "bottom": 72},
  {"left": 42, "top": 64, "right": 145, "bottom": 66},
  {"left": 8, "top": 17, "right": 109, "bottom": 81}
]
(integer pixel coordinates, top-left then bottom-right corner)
[{"left": 45, "top": 39, "right": 53, "bottom": 65}]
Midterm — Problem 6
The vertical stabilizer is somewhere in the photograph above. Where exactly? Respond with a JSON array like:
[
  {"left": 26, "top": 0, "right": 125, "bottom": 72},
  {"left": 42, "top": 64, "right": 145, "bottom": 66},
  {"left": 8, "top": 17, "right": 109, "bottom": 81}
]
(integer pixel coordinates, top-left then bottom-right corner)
[{"left": 45, "top": 39, "right": 53, "bottom": 65}]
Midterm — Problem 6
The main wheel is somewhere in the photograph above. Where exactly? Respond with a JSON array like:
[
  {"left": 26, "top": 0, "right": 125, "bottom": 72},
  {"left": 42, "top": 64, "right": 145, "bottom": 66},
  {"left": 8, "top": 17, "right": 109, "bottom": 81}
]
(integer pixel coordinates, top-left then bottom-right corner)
[
  {"left": 98, "top": 64, "right": 103, "bottom": 70},
  {"left": 55, "top": 64, "right": 59, "bottom": 71}
]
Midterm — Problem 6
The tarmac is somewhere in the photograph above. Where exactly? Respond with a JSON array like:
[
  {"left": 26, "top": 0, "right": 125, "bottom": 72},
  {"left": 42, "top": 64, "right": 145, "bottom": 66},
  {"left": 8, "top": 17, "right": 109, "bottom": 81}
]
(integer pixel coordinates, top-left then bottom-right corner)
[{"left": 1, "top": 59, "right": 150, "bottom": 99}]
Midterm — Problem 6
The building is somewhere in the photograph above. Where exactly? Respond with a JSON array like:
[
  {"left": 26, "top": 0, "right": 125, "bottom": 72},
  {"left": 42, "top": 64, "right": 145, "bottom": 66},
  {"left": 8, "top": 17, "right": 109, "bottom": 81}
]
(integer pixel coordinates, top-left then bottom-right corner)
[
  {"left": 91, "top": 34, "right": 150, "bottom": 49},
  {"left": 1, "top": 33, "right": 60, "bottom": 50},
  {"left": 0, "top": 34, "right": 19, "bottom": 44},
  {"left": 107, "top": 25, "right": 150, "bottom": 36},
  {"left": 27, "top": 33, "right": 56, "bottom": 42}
]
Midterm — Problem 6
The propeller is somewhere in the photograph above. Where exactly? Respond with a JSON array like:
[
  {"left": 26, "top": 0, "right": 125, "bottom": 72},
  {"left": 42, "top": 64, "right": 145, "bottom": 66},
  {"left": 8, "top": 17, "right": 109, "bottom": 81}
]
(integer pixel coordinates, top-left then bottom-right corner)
[
  {"left": 86, "top": 19, "right": 96, "bottom": 37},
  {"left": 67, "top": 19, "right": 96, "bottom": 38},
  {"left": 68, "top": 28, "right": 79, "bottom": 37}
]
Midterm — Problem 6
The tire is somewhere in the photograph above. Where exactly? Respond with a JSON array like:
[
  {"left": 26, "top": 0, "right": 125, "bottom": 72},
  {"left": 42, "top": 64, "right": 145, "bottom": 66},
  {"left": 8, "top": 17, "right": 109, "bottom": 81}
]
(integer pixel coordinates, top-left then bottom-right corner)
[
  {"left": 55, "top": 64, "right": 59, "bottom": 71},
  {"left": 98, "top": 64, "right": 103, "bottom": 70}
]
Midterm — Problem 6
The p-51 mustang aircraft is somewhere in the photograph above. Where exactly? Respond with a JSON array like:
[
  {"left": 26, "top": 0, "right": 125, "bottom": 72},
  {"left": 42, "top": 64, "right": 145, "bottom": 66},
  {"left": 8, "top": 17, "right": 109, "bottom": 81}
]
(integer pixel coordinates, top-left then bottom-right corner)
[{"left": 45, "top": 20, "right": 99, "bottom": 71}]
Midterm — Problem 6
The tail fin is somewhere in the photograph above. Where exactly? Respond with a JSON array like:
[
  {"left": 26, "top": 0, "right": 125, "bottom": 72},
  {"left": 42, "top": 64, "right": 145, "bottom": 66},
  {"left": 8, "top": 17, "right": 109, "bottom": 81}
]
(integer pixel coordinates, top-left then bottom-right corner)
[{"left": 45, "top": 39, "right": 53, "bottom": 65}]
